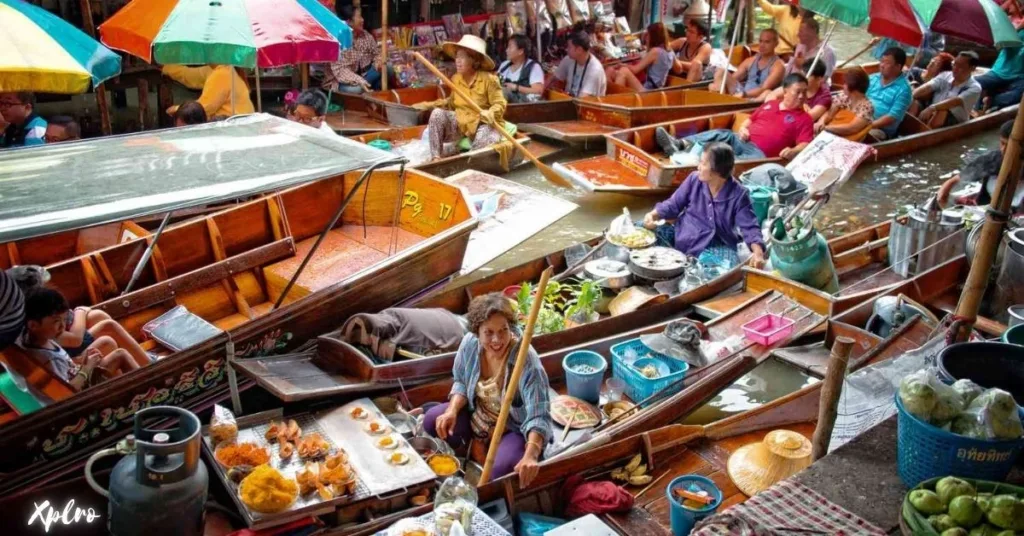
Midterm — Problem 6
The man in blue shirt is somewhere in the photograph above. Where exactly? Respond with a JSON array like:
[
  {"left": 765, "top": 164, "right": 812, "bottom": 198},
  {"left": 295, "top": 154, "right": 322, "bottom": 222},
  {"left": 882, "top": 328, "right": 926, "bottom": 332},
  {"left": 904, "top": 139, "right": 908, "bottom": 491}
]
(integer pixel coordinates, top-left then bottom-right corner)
[
  {"left": 867, "top": 47, "right": 913, "bottom": 140},
  {"left": 975, "top": 27, "right": 1024, "bottom": 114},
  {"left": 0, "top": 92, "right": 47, "bottom": 149}
]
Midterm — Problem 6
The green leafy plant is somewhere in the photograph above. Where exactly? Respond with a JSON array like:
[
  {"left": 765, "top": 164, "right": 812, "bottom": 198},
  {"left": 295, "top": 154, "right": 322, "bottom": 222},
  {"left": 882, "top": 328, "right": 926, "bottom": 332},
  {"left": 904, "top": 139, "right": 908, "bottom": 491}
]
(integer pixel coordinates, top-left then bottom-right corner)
[
  {"left": 564, "top": 280, "right": 603, "bottom": 324},
  {"left": 514, "top": 280, "right": 569, "bottom": 335}
]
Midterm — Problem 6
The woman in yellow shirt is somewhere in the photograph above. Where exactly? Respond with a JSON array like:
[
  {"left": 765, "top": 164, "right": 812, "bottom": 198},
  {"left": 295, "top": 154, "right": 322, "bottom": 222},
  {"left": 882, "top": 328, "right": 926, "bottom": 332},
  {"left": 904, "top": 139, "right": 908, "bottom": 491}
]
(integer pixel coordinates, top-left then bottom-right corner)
[
  {"left": 163, "top": 64, "right": 255, "bottom": 120},
  {"left": 757, "top": 0, "right": 801, "bottom": 56},
  {"left": 412, "top": 35, "right": 507, "bottom": 161}
]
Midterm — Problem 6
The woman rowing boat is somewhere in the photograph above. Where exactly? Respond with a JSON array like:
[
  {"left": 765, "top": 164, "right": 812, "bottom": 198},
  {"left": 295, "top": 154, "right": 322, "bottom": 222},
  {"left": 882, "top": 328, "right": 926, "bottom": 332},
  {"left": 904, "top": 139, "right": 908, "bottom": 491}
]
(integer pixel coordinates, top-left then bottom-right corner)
[
  {"left": 412, "top": 35, "right": 508, "bottom": 161},
  {"left": 424, "top": 293, "right": 551, "bottom": 486}
]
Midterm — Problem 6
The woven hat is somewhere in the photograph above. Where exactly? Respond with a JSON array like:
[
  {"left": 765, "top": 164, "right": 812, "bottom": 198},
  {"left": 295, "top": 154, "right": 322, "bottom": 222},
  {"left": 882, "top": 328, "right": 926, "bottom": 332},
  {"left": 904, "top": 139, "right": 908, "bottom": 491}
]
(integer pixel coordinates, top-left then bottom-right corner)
[
  {"left": 726, "top": 429, "right": 812, "bottom": 496},
  {"left": 441, "top": 35, "right": 496, "bottom": 71}
]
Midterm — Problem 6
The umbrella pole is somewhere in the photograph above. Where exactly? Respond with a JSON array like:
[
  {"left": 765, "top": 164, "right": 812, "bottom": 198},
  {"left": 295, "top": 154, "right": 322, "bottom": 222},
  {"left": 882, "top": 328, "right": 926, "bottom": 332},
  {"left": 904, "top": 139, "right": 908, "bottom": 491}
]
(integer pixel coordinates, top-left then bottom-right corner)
[
  {"left": 255, "top": 68, "right": 262, "bottom": 112},
  {"left": 382, "top": 0, "right": 389, "bottom": 91},
  {"left": 952, "top": 94, "right": 1024, "bottom": 341},
  {"left": 721, "top": 0, "right": 745, "bottom": 93},
  {"left": 808, "top": 21, "right": 837, "bottom": 78}
]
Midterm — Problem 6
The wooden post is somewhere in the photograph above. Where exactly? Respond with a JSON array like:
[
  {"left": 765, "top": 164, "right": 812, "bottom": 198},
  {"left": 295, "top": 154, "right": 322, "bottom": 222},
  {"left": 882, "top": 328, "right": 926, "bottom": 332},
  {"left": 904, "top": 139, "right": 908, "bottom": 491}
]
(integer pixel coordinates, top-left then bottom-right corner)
[
  {"left": 255, "top": 69, "right": 263, "bottom": 112},
  {"left": 381, "top": 0, "right": 389, "bottom": 91},
  {"left": 157, "top": 82, "right": 173, "bottom": 128},
  {"left": 301, "top": 63, "right": 309, "bottom": 90},
  {"left": 479, "top": 266, "right": 554, "bottom": 485},
  {"left": 78, "top": 0, "right": 112, "bottom": 135},
  {"left": 745, "top": 0, "right": 755, "bottom": 43},
  {"left": 953, "top": 94, "right": 1024, "bottom": 341},
  {"left": 811, "top": 336, "right": 855, "bottom": 461},
  {"left": 137, "top": 78, "right": 149, "bottom": 130}
]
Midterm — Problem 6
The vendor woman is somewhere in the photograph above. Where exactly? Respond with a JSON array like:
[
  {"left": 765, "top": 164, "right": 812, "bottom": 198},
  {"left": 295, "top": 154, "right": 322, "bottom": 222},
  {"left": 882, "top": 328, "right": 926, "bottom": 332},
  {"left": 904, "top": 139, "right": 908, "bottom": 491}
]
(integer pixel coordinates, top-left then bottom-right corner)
[
  {"left": 424, "top": 293, "right": 551, "bottom": 487},
  {"left": 642, "top": 143, "right": 766, "bottom": 268},
  {"left": 412, "top": 35, "right": 508, "bottom": 161}
]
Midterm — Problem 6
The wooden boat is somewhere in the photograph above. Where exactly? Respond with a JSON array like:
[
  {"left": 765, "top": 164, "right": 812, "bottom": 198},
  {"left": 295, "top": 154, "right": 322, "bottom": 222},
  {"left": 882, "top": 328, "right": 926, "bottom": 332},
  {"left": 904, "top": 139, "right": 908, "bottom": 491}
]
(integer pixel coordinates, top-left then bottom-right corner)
[
  {"left": 0, "top": 116, "right": 479, "bottom": 494},
  {"left": 347, "top": 125, "right": 560, "bottom": 177},
  {"left": 556, "top": 104, "right": 1019, "bottom": 194}
]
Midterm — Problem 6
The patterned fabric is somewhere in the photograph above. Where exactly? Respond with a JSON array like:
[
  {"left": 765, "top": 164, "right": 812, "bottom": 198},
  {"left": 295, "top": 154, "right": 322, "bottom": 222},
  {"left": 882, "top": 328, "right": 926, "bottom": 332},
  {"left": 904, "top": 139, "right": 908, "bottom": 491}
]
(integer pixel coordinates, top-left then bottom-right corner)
[
  {"left": 18, "top": 339, "right": 78, "bottom": 382},
  {"left": 420, "top": 71, "right": 506, "bottom": 139},
  {"left": 831, "top": 92, "right": 875, "bottom": 121},
  {"left": 325, "top": 30, "right": 379, "bottom": 88},
  {"left": 0, "top": 270, "right": 24, "bottom": 348},
  {"left": 450, "top": 333, "right": 552, "bottom": 442},
  {"left": 470, "top": 375, "right": 502, "bottom": 438},
  {"left": 692, "top": 480, "right": 886, "bottom": 536},
  {"left": 426, "top": 109, "right": 503, "bottom": 159}
]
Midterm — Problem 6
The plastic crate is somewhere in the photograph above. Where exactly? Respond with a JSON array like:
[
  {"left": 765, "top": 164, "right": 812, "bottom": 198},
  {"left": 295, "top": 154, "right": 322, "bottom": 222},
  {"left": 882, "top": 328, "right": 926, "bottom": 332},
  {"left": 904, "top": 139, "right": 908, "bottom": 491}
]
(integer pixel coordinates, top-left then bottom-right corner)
[
  {"left": 895, "top": 393, "right": 1024, "bottom": 488},
  {"left": 741, "top": 313, "right": 795, "bottom": 346},
  {"left": 610, "top": 339, "right": 689, "bottom": 405}
]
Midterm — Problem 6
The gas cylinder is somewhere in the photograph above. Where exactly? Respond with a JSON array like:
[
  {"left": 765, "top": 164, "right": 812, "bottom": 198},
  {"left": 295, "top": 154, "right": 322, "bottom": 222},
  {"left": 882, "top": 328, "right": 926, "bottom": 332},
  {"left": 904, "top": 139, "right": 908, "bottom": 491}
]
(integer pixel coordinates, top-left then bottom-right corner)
[
  {"left": 769, "top": 227, "right": 839, "bottom": 294},
  {"left": 86, "top": 406, "right": 208, "bottom": 536}
]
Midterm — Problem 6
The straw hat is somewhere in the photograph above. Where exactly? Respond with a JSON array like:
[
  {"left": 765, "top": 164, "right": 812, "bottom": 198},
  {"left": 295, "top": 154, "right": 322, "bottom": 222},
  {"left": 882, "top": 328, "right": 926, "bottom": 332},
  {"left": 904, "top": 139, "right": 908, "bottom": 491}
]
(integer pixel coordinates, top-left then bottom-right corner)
[
  {"left": 726, "top": 429, "right": 812, "bottom": 496},
  {"left": 441, "top": 35, "right": 496, "bottom": 71}
]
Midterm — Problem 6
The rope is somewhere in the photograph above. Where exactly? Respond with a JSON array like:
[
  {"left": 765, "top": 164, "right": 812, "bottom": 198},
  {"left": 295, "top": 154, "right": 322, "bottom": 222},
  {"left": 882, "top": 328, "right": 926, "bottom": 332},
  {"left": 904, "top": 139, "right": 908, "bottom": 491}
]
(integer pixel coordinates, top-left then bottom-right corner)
[{"left": 837, "top": 226, "right": 966, "bottom": 295}]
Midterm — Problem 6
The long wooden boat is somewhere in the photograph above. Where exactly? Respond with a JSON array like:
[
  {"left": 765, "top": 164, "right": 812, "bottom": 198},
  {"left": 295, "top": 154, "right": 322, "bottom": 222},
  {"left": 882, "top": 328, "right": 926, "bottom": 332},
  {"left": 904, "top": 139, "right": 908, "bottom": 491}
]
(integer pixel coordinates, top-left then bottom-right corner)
[
  {"left": 555, "top": 102, "right": 1018, "bottom": 194},
  {"left": 0, "top": 117, "right": 479, "bottom": 495}
]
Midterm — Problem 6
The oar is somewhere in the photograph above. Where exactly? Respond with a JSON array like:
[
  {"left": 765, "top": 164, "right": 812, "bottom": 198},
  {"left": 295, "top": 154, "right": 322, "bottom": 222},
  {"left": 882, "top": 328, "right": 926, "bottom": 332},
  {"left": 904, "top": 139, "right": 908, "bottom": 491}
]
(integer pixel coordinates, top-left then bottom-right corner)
[
  {"left": 836, "top": 40, "right": 877, "bottom": 70},
  {"left": 411, "top": 52, "right": 573, "bottom": 188},
  {"left": 479, "top": 266, "right": 554, "bottom": 485}
]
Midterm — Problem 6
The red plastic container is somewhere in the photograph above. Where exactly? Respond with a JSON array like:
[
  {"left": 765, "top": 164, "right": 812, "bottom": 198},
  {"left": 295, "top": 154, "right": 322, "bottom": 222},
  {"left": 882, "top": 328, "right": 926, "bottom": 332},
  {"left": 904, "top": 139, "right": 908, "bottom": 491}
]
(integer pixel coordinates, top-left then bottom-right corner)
[{"left": 741, "top": 314, "right": 795, "bottom": 346}]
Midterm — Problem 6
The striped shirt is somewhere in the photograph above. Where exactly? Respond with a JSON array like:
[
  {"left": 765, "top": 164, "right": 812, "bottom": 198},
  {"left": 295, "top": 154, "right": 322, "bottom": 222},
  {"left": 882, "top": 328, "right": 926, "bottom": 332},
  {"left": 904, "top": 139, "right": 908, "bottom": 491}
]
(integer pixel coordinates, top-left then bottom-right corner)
[
  {"left": 0, "top": 271, "right": 25, "bottom": 346},
  {"left": 450, "top": 333, "right": 552, "bottom": 442}
]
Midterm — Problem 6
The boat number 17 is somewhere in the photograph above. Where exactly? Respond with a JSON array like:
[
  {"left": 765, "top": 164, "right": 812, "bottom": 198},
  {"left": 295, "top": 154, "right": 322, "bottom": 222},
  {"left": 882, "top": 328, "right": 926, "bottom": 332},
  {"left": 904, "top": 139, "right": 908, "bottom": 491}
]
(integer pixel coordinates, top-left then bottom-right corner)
[{"left": 403, "top": 190, "right": 454, "bottom": 221}]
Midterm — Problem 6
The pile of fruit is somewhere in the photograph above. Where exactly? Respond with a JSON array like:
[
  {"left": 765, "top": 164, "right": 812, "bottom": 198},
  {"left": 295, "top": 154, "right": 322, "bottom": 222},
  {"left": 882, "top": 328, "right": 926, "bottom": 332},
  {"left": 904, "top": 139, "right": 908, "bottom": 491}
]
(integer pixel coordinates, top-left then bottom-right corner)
[
  {"left": 904, "top": 476, "right": 1024, "bottom": 535},
  {"left": 899, "top": 372, "right": 1023, "bottom": 441},
  {"left": 609, "top": 454, "right": 653, "bottom": 486}
]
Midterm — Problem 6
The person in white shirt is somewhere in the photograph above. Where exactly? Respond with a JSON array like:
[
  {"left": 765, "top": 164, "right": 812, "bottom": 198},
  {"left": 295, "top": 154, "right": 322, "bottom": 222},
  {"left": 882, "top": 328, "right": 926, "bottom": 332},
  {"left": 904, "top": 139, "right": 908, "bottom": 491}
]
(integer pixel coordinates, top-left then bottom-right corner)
[
  {"left": 286, "top": 89, "right": 336, "bottom": 135},
  {"left": 546, "top": 32, "right": 607, "bottom": 98},
  {"left": 785, "top": 17, "right": 836, "bottom": 81},
  {"left": 498, "top": 34, "right": 546, "bottom": 103},
  {"left": 910, "top": 51, "right": 982, "bottom": 127}
]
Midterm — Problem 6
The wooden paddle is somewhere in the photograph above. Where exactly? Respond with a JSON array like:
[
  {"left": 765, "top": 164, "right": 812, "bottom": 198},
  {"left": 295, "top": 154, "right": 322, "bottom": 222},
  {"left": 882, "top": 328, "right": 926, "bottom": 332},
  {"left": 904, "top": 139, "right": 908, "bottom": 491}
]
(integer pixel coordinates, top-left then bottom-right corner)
[
  {"left": 836, "top": 40, "right": 877, "bottom": 70},
  {"left": 479, "top": 266, "right": 554, "bottom": 485},
  {"left": 411, "top": 52, "right": 573, "bottom": 188}
]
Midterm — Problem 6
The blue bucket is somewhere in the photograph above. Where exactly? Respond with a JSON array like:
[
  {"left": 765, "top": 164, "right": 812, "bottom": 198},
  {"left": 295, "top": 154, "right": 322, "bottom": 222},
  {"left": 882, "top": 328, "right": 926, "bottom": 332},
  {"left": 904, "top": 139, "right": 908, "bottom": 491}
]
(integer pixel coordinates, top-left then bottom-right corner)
[
  {"left": 666, "top": 475, "right": 722, "bottom": 535},
  {"left": 562, "top": 351, "right": 607, "bottom": 403}
]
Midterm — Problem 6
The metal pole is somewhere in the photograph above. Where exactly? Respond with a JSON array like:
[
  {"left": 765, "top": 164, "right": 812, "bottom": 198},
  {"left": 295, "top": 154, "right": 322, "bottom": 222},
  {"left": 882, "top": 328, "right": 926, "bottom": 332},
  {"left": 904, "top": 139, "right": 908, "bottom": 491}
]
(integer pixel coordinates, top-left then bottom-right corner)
[
  {"left": 225, "top": 337, "right": 243, "bottom": 414},
  {"left": 272, "top": 159, "right": 401, "bottom": 310},
  {"left": 388, "top": 164, "right": 407, "bottom": 257},
  {"left": 808, "top": 21, "right": 837, "bottom": 79},
  {"left": 721, "top": 0, "right": 744, "bottom": 93},
  {"left": 122, "top": 212, "right": 172, "bottom": 295},
  {"left": 255, "top": 68, "right": 262, "bottom": 112},
  {"left": 536, "top": 0, "right": 543, "bottom": 63},
  {"left": 382, "top": 0, "right": 389, "bottom": 91}
]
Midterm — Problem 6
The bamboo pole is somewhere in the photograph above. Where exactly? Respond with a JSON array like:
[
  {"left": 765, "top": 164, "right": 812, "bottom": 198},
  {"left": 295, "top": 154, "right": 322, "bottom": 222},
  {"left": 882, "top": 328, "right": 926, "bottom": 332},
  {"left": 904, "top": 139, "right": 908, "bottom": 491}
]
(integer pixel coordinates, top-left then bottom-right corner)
[
  {"left": 836, "top": 40, "right": 876, "bottom": 70},
  {"left": 479, "top": 266, "right": 554, "bottom": 485},
  {"left": 811, "top": 336, "right": 854, "bottom": 461},
  {"left": 381, "top": 0, "right": 389, "bottom": 91},
  {"left": 953, "top": 94, "right": 1024, "bottom": 341},
  {"left": 411, "top": 52, "right": 574, "bottom": 188}
]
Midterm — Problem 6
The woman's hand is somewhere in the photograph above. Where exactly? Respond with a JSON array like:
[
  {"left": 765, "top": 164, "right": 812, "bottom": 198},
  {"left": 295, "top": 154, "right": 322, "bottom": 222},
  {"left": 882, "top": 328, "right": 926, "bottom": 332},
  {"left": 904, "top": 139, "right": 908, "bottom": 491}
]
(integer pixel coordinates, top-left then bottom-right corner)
[
  {"left": 479, "top": 109, "right": 496, "bottom": 125},
  {"left": 936, "top": 175, "right": 961, "bottom": 207},
  {"left": 814, "top": 119, "right": 826, "bottom": 134},
  {"left": 514, "top": 451, "right": 541, "bottom": 487},
  {"left": 410, "top": 102, "right": 433, "bottom": 111},
  {"left": 642, "top": 210, "right": 660, "bottom": 229},
  {"left": 504, "top": 82, "right": 518, "bottom": 92},
  {"left": 748, "top": 245, "right": 766, "bottom": 269},
  {"left": 435, "top": 408, "right": 458, "bottom": 440}
]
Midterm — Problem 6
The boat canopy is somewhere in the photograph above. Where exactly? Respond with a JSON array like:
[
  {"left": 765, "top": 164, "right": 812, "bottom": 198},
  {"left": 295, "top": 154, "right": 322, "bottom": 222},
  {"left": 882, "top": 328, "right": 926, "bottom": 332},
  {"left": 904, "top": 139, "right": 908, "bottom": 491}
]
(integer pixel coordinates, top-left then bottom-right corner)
[{"left": 0, "top": 114, "right": 404, "bottom": 243}]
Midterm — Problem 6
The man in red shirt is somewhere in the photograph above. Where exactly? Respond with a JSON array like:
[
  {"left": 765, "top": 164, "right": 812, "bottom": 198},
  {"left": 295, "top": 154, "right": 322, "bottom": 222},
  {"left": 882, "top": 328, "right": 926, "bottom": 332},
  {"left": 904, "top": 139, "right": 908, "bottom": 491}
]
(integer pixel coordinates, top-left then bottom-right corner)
[{"left": 656, "top": 73, "right": 814, "bottom": 160}]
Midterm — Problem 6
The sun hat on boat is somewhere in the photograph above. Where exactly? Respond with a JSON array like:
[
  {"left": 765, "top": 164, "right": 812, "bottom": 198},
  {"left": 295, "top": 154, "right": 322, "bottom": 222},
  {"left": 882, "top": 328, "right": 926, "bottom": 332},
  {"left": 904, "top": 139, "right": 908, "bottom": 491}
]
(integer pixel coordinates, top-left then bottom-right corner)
[
  {"left": 441, "top": 35, "right": 496, "bottom": 71},
  {"left": 726, "top": 429, "right": 812, "bottom": 496}
]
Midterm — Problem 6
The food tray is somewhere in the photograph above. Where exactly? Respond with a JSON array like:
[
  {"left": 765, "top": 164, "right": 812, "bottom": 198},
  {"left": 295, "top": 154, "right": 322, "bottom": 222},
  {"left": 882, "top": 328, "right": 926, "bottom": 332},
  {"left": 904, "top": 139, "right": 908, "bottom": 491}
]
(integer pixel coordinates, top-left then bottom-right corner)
[{"left": 605, "top": 228, "right": 656, "bottom": 249}]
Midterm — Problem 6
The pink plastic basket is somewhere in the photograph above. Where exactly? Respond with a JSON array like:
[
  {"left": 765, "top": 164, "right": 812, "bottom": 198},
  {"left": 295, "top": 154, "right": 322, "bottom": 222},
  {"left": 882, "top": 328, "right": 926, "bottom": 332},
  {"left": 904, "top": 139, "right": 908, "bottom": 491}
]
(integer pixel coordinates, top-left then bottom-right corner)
[{"left": 741, "top": 314, "right": 795, "bottom": 346}]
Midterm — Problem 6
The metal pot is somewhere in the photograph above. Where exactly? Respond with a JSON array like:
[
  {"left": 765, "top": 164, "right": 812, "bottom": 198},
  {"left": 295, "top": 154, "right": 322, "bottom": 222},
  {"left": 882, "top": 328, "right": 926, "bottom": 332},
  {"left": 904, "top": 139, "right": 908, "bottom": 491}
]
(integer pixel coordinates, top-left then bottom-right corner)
[
  {"left": 628, "top": 247, "right": 689, "bottom": 281},
  {"left": 600, "top": 242, "right": 631, "bottom": 263},
  {"left": 965, "top": 223, "right": 1012, "bottom": 271},
  {"left": 583, "top": 259, "right": 633, "bottom": 289},
  {"left": 889, "top": 198, "right": 965, "bottom": 277},
  {"left": 1010, "top": 228, "right": 1024, "bottom": 256}
]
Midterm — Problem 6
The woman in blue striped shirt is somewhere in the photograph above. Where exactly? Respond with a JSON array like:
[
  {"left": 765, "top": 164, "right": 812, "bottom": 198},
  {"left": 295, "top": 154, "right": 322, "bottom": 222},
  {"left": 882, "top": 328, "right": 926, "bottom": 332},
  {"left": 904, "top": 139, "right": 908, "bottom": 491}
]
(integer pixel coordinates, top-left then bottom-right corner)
[{"left": 424, "top": 293, "right": 552, "bottom": 486}]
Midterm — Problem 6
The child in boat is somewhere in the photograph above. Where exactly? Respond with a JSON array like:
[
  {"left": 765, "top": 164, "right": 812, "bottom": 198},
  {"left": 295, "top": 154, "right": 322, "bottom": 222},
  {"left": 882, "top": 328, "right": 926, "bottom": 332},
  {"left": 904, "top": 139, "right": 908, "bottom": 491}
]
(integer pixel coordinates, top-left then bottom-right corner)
[
  {"left": 286, "top": 89, "right": 334, "bottom": 135},
  {"left": 9, "top": 266, "right": 151, "bottom": 367},
  {"left": 19, "top": 287, "right": 140, "bottom": 391},
  {"left": 173, "top": 101, "right": 207, "bottom": 127}
]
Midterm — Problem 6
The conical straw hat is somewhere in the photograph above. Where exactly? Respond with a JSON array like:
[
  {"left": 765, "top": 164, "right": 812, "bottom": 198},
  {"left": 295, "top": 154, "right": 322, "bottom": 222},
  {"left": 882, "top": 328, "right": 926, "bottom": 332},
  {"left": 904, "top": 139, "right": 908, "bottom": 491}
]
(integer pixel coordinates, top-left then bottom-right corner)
[
  {"left": 441, "top": 35, "right": 496, "bottom": 71},
  {"left": 726, "top": 429, "right": 812, "bottom": 496}
]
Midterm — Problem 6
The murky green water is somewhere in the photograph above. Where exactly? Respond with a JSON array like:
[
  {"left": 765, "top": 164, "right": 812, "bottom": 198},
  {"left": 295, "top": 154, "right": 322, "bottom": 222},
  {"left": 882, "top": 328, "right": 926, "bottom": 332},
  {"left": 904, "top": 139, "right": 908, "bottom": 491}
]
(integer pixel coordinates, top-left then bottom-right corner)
[{"left": 679, "top": 358, "right": 820, "bottom": 426}]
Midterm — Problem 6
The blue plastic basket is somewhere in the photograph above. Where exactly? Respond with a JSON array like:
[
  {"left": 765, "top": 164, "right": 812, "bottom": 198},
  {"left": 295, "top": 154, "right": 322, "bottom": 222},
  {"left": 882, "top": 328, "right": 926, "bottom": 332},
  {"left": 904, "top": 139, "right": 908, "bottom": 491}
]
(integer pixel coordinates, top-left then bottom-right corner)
[
  {"left": 610, "top": 339, "right": 689, "bottom": 405},
  {"left": 895, "top": 393, "right": 1024, "bottom": 488}
]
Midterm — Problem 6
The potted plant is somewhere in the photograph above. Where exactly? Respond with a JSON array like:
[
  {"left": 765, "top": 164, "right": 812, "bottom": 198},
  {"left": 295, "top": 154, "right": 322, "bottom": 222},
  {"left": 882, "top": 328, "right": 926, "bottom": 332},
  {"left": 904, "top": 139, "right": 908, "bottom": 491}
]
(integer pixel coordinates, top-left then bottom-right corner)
[{"left": 564, "top": 280, "right": 603, "bottom": 328}]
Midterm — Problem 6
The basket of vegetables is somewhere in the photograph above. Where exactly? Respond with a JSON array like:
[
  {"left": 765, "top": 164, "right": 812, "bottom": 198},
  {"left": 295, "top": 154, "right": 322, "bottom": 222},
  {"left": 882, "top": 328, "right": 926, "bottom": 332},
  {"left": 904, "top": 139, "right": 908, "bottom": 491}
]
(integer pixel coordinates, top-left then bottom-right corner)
[{"left": 901, "top": 475, "right": 1024, "bottom": 535}]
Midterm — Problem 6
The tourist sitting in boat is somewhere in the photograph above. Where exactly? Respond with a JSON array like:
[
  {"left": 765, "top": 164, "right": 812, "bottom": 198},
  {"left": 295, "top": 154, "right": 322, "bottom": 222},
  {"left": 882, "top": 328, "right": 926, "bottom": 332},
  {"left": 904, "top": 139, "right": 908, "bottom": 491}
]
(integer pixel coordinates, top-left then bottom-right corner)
[
  {"left": 784, "top": 18, "right": 836, "bottom": 82},
  {"left": 10, "top": 266, "right": 151, "bottom": 366},
  {"left": 424, "top": 293, "right": 550, "bottom": 486},
  {"left": 286, "top": 89, "right": 334, "bottom": 135},
  {"left": 163, "top": 64, "right": 255, "bottom": 119},
  {"left": 411, "top": 36, "right": 508, "bottom": 161},
  {"left": 545, "top": 31, "right": 607, "bottom": 98},
  {"left": 593, "top": 23, "right": 624, "bottom": 61},
  {"left": 640, "top": 142, "right": 766, "bottom": 269},
  {"left": 937, "top": 119, "right": 1024, "bottom": 213},
  {"left": 19, "top": 288, "right": 140, "bottom": 391},
  {"left": 866, "top": 47, "right": 913, "bottom": 140},
  {"left": 710, "top": 29, "right": 784, "bottom": 99},
  {"left": 0, "top": 92, "right": 46, "bottom": 148},
  {"left": 670, "top": 18, "right": 714, "bottom": 82},
  {"left": 173, "top": 101, "right": 207, "bottom": 127},
  {"left": 815, "top": 66, "right": 875, "bottom": 139},
  {"left": 1003, "top": 0, "right": 1024, "bottom": 27},
  {"left": 974, "top": 25, "right": 1024, "bottom": 115},
  {"left": 44, "top": 116, "right": 80, "bottom": 143},
  {"left": 605, "top": 23, "right": 675, "bottom": 91},
  {"left": 498, "top": 35, "right": 545, "bottom": 104},
  {"left": 871, "top": 29, "right": 945, "bottom": 72},
  {"left": 757, "top": 0, "right": 801, "bottom": 56},
  {"left": 762, "top": 58, "right": 830, "bottom": 120},
  {"left": 909, "top": 51, "right": 981, "bottom": 127},
  {"left": 655, "top": 73, "right": 813, "bottom": 160},
  {"left": 323, "top": 5, "right": 388, "bottom": 94},
  {"left": 909, "top": 52, "right": 954, "bottom": 87}
]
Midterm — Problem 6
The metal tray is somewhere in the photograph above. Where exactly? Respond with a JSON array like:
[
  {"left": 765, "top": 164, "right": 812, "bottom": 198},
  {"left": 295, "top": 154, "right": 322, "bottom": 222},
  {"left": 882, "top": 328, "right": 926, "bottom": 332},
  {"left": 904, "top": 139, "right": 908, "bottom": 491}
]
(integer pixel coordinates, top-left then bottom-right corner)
[{"left": 202, "top": 398, "right": 435, "bottom": 531}]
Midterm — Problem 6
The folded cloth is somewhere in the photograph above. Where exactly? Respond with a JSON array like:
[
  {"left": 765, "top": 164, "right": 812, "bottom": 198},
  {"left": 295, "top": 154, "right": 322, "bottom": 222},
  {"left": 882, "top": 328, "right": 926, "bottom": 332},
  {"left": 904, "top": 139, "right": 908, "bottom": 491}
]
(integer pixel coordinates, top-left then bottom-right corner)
[
  {"left": 692, "top": 480, "right": 886, "bottom": 536},
  {"left": 561, "top": 475, "right": 634, "bottom": 518},
  {"left": 340, "top": 308, "right": 468, "bottom": 362}
]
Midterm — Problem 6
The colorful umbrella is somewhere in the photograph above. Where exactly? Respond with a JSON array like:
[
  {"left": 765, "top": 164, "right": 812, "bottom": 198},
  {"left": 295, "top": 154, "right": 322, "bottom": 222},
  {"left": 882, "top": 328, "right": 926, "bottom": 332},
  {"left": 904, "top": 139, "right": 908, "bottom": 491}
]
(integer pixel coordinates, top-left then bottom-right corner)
[
  {"left": 0, "top": 0, "right": 121, "bottom": 94},
  {"left": 99, "top": 0, "right": 353, "bottom": 69}
]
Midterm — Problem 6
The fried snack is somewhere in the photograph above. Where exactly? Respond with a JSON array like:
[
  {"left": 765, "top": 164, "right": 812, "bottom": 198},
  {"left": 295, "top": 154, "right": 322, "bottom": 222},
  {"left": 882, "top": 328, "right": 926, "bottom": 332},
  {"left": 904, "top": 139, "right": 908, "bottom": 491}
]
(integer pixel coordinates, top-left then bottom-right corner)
[
  {"left": 238, "top": 464, "right": 298, "bottom": 514},
  {"left": 318, "top": 461, "right": 351, "bottom": 486},
  {"left": 264, "top": 421, "right": 281, "bottom": 442},
  {"left": 297, "top": 433, "right": 330, "bottom": 459},
  {"left": 279, "top": 441, "right": 294, "bottom": 459},
  {"left": 324, "top": 451, "right": 347, "bottom": 470},
  {"left": 427, "top": 454, "right": 459, "bottom": 476},
  {"left": 296, "top": 463, "right": 318, "bottom": 496},
  {"left": 210, "top": 404, "right": 238, "bottom": 445},
  {"left": 215, "top": 442, "right": 270, "bottom": 468},
  {"left": 285, "top": 419, "right": 301, "bottom": 442},
  {"left": 315, "top": 480, "right": 333, "bottom": 501}
]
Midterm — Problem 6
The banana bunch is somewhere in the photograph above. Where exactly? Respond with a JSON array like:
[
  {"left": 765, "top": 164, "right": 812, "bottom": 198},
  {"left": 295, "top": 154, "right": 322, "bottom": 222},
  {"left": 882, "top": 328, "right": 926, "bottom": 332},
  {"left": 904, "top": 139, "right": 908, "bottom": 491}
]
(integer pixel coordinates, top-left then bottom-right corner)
[{"left": 610, "top": 454, "right": 653, "bottom": 486}]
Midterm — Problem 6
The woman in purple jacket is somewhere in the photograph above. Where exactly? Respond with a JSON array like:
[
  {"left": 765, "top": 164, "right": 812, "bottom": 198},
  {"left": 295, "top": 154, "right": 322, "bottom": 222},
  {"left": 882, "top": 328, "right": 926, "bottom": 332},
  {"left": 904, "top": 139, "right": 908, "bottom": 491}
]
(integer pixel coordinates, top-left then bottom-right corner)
[{"left": 641, "top": 142, "right": 766, "bottom": 269}]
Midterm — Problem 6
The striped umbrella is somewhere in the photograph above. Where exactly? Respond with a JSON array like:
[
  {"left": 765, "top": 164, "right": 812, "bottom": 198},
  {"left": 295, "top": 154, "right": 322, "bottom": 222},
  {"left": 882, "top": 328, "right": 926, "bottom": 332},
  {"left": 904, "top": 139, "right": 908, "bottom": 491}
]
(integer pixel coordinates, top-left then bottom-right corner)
[
  {"left": 99, "top": 0, "right": 353, "bottom": 68},
  {"left": 0, "top": 0, "right": 121, "bottom": 94}
]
